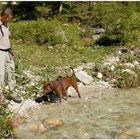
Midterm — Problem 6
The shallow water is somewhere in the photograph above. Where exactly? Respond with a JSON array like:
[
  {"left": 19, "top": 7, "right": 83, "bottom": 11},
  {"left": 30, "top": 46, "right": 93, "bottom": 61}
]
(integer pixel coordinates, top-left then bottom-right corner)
[{"left": 15, "top": 87, "right": 140, "bottom": 139}]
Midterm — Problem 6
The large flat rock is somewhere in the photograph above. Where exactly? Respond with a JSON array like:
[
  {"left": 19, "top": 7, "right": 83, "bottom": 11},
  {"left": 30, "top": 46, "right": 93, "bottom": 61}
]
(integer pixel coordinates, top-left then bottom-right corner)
[{"left": 75, "top": 71, "right": 94, "bottom": 85}]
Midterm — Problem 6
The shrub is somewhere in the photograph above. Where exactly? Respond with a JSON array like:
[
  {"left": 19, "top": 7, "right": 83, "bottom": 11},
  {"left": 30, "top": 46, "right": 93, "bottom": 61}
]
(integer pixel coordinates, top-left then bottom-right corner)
[
  {"left": 0, "top": 105, "right": 14, "bottom": 138},
  {"left": 10, "top": 19, "right": 64, "bottom": 45},
  {"left": 10, "top": 19, "right": 83, "bottom": 48},
  {"left": 120, "top": 53, "right": 135, "bottom": 63},
  {"left": 114, "top": 70, "right": 138, "bottom": 88}
]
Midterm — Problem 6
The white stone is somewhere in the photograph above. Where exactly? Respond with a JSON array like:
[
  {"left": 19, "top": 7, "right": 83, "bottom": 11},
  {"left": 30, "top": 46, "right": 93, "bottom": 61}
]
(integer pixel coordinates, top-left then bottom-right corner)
[
  {"left": 75, "top": 71, "right": 93, "bottom": 85},
  {"left": 92, "top": 35, "right": 100, "bottom": 40},
  {"left": 97, "top": 72, "right": 103, "bottom": 79},
  {"left": 83, "top": 62, "right": 96, "bottom": 70},
  {"left": 110, "top": 65, "right": 115, "bottom": 71},
  {"left": 124, "top": 63, "right": 135, "bottom": 68}
]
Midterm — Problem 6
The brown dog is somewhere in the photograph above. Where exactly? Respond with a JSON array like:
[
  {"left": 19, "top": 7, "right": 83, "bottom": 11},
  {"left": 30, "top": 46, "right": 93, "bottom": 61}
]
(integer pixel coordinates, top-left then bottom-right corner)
[{"left": 42, "top": 68, "right": 81, "bottom": 102}]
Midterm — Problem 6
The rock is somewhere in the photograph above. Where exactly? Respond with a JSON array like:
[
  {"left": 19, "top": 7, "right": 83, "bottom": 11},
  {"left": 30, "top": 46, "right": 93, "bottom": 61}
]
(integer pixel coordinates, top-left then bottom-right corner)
[
  {"left": 118, "top": 48, "right": 130, "bottom": 54},
  {"left": 96, "top": 28, "right": 106, "bottom": 34},
  {"left": 42, "top": 118, "right": 64, "bottom": 129},
  {"left": 122, "top": 69, "right": 137, "bottom": 78},
  {"left": 110, "top": 65, "right": 115, "bottom": 71},
  {"left": 96, "top": 80, "right": 111, "bottom": 89},
  {"left": 133, "top": 61, "right": 139, "bottom": 66},
  {"left": 123, "top": 63, "right": 135, "bottom": 68},
  {"left": 75, "top": 71, "right": 94, "bottom": 85},
  {"left": 74, "top": 65, "right": 84, "bottom": 72},
  {"left": 103, "top": 56, "right": 119, "bottom": 66},
  {"left": 136, "top": 56, "right": 140, "bottom": 63},
  {"left": 8, "top": 99, "right": 40, "bottom": 116},
  {"left": 28, "top": 122, "right": 45, "bottom": 133},
  {"left": 130, "top": 46, "right": 140, "bottom": 56},
  {"left": 92, "top": 35, "right": 100, "bottom": 40},
  {"left": 83, "top": 62, "right": 96, "bottom": 70},
  {"left": 97, "top": 72, "right": 103, "bottom": 79}
]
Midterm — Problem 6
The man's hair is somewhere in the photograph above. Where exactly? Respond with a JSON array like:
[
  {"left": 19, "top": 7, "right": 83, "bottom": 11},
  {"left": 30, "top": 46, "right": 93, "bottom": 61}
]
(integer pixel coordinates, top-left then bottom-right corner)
[{"left": 1, "top": 7, "right": 13, "bottom": 17}]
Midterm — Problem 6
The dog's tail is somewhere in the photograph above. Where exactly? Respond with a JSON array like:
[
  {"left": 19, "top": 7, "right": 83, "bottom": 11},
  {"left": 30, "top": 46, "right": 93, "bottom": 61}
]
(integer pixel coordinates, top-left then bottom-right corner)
[{"left": 69, "top": 67, "right": 76, "bottom": 77}]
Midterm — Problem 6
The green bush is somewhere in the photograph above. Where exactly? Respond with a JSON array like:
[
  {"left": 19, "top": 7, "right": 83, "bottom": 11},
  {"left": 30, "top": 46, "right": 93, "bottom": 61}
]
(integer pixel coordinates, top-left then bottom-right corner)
[
  {"left": 10, "top": 19, "right": 83, "bottom": 48},
  {"left": 0, "top": 105, "right": 14, "bottom": 138},
  {"left": 88, "top": 2, "right": 140, "bottom": 46},
  {"left": 114, "top": 70, "right": 138, "bottom": 88},
  {"left": 10, "top": 19, "right": 64, "bottom": 45}
]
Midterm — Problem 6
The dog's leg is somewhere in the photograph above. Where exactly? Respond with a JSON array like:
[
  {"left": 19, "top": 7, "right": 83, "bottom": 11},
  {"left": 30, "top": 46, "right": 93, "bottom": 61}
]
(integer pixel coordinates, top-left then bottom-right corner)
[
  {"left": 59, "top": 94, "right": 63, "bottom": 103},
  {"left": 71, "top": 80, "right": 81, "bottom": 98},
  {"left": 62, "top": 91, "right": 68, "bottom": 100}
]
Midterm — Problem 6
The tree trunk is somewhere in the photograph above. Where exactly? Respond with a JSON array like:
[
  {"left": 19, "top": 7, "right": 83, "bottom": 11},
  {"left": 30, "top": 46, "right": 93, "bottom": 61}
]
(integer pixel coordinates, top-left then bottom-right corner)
[{"left": 59, "top": 2, "right": 63, "bottom": 14}]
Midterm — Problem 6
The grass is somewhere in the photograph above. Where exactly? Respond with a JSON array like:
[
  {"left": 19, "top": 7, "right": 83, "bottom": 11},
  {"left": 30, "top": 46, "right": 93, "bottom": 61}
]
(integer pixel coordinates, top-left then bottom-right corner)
[{"left": 12, "top": 39, "right": 118, "bottom": 72}]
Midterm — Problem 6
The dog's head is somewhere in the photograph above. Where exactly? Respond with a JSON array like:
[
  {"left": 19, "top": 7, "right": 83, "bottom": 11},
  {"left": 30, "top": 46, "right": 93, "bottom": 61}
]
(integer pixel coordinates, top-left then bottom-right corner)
[{"left": 42, "top": 81, "right": 52, "bottom": 95}]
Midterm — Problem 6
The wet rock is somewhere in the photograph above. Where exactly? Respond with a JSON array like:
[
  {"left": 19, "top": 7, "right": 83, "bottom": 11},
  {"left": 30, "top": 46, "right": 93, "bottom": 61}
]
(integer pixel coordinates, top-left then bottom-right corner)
[
  {"left": 42, "top": 118, "right": 64, "bottom": 129},
  {"left": 75, "top": 71, "right": 94, "bottom": 85},
  {"left": 8, "top": 99, "right": 40, "bottom": 116}
]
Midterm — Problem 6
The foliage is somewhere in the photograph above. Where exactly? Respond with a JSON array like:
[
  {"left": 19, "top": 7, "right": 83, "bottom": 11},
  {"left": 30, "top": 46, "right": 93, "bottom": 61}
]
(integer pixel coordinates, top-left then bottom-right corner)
[
  {"left": 1, "top": 1, "right": 140, "bottom": 47},
  {"left": 10, "top": 19, "right": 83, "bottom": 47},
  {"left": 119, "top": 52, "right": 135, "bottom": 63},
  {"left": 114, "top": 69, "right": 138, "bottom": 88},
  {"left": 10, "top": 19, "right": 62, "bottom": 45},
  {"left": 0, "top": 105, "right": 15, "bottom": 138}
]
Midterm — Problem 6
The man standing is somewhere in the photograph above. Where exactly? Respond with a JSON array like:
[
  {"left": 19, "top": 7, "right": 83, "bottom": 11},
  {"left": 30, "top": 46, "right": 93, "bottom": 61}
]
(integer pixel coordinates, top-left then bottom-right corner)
[{"left": 0, "top": 7, "right": 22, "bottom": 103}]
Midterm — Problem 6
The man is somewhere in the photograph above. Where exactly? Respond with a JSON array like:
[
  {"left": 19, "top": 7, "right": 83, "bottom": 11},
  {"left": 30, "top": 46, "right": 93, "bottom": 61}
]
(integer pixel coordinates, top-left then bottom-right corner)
[{"left": 0, "top": 7, "right": 22, "bottom": 103}]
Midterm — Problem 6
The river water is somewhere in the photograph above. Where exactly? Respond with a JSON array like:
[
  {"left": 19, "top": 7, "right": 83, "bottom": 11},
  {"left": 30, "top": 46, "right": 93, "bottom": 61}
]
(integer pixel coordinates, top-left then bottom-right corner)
[{"left": 14, "top": 86, "right": 140, "bottom": 139}]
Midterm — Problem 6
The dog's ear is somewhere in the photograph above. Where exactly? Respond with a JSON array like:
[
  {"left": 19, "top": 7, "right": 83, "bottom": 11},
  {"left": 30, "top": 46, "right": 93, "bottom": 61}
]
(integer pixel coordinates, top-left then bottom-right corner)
[{"left": 43, "top": 81, "right": 51, "bottom": 90}]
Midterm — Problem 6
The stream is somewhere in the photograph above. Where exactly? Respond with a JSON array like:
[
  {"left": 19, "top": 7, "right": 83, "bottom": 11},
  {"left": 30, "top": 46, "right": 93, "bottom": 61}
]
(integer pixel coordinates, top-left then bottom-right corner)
[{"left": 14, "top": 85, "right": 140, "bottom": 139}]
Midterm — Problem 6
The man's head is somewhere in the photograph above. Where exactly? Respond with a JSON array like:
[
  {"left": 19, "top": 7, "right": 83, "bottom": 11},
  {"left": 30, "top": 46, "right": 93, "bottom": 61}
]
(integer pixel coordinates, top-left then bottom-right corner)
[{"left": 0, "top": 8, "right": 13, "bottom": 23}]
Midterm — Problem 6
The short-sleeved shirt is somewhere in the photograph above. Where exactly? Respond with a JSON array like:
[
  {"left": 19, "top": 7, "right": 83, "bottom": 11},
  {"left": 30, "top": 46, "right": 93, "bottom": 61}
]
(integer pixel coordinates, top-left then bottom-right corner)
[{"left": 0, "top": 21, "right": 10, "bottom": 49}]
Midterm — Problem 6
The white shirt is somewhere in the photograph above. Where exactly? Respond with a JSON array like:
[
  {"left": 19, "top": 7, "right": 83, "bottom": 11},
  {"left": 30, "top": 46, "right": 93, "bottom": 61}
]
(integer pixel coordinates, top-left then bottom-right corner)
[{"left": 0, "top": 21, "right": 10, "bottom": 49}]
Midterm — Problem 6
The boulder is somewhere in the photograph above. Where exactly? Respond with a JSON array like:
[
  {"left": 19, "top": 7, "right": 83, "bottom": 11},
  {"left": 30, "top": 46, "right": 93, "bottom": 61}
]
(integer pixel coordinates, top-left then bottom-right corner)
[{"left": 75, "top": 71, "right": 94, "bottom": 85}]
